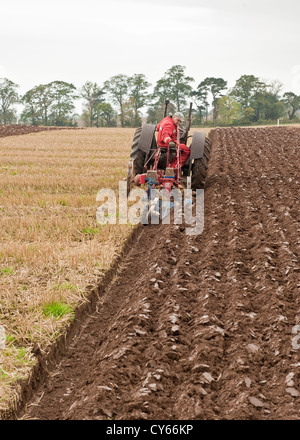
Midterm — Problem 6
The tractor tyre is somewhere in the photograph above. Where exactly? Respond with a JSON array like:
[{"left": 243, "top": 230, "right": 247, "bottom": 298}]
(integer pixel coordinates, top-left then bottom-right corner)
[
  {"left": 191, "top": 137, "right": 212, "bottom": 190},
  {"left": 130, "top": 127, "right": 146, "bottom": 176}
]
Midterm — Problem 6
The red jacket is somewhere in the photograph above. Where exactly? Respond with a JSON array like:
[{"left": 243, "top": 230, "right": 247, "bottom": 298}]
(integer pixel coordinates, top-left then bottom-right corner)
[{"left": 156, "top": 116, "right": 178, "bottom": 148}]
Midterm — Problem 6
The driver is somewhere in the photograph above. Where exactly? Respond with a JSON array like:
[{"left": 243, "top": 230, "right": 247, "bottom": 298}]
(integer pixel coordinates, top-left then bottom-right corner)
[{"left": 156, "top": 112, "right": 191, "bottom": 169}]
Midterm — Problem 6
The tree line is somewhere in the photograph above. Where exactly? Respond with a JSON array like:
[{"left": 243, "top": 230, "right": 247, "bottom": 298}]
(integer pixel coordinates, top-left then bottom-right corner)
[{"left": 1, "top": 66, "right": 300, "bottom": 127}]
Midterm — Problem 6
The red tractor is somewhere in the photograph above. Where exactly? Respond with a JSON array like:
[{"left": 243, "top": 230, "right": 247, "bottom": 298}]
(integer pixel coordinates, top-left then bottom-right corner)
[
  {"left": 127, "top": 100, "right": 211, "bottom": 192},
  {"left": 126, "top": 100, "right": 211, "bottom": 222}
]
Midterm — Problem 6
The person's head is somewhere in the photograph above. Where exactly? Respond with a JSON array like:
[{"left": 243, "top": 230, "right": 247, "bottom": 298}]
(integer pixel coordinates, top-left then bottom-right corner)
[{"left": 172, "top": 112, "right": 184, "bottom": 125}]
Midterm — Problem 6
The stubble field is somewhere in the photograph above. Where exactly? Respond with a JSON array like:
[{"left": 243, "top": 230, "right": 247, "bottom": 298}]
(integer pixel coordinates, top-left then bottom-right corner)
[{"left": 0, "top": 127, "right": 136, "bottom": 411}]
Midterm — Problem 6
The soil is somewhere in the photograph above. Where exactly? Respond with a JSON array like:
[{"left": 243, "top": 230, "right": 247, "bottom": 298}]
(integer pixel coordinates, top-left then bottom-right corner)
[
  {"left": 0, "top": 125, "right": 78, "bottom": 138},
  {"left": 11, "top": 127, "right": 300, "bottom": 419}
]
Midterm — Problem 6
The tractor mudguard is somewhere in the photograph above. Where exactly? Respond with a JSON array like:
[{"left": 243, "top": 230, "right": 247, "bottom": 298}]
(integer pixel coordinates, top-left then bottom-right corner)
[
  {"left": 138, "top": 123, "right": 156, "bottom": 154},
  {"left": 189, "top": 132, "right": 206, "bottom": 160}
]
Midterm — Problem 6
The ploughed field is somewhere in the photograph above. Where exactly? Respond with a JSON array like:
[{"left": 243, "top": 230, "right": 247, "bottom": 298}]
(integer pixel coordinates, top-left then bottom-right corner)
[
  {"left": 0, "top": 125, "right": 75, "bottom": 138},
  {"left": 22, "top": 126, "right": 300, "bottom": 420}
]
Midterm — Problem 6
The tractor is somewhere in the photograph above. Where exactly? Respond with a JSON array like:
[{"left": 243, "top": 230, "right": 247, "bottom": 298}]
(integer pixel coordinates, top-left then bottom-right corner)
[{"left": 126, "top": 100, "right": 211, "bottom": 223}]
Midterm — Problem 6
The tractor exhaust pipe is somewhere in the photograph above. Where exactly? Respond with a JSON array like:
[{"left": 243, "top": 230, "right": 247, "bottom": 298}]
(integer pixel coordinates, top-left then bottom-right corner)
[
  {"left": 164, "top": 99, "right": 170, "bottom": 118},
  {"left": 185, "top": 102, "right": 193, "bottom": 134},
  {"left": 181, "top": 102, "right": 193, "bottom": 144}
]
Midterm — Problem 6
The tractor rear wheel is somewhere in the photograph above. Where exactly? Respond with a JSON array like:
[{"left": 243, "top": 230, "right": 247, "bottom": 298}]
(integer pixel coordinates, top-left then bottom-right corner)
[
  {"left": 191, "top": 137, "right": 211, "bottom": 190},
  {"left": 130, "top": 127, "right": 146, "bottom": 175}
]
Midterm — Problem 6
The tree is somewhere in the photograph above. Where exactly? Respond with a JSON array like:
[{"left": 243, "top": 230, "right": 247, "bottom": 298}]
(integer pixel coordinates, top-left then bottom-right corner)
[
  {"left": 104, "top": 74, "right": 129, "bottom": 127},
  {"left": 217, "top": 96, "right": 241, "bottom": 125},
  {"left": 22, "top": 81, "right": 78, "bottom": 126},
  {"left": 49, "top": 81, "right": 78, "bottom": 126},
  {"left": 0, "top": 78, "right": 19, "bottom": 124},
  {"left": 21, "top": 84, "right": 54, "bottom": 126},
  {"left": 282, "top": 92, "right": 300, "bottom": 120},
  {"left": 200, "top": 77, "right": 227, "bottom": 124},
  {"left": 94, "top": 102, "right": 117, "bottom": 127},
  {"left": 122, "top": 98, "right": 136, "bottom": 127},
  {"left": 128, "top": 74, "right": 151, "bottom": 127},
  {"left": 240, "top": 107, "right": 256, "bottom": 124},
  {"left": 268, "top": 79, "right": 283, "bottom": 96},
  {"left": 251, "top": 91, "right": 284, "bottom": 121},
  {"left": 151, "top": 77, "right": 172, "bottom": 108},
  {"left": 80, "top": 81, "right": 105, "bottom": 127},
  {"left": 192, "top": 81, "right": 210, "bottom": 124},
  {"left": 148, "top": 79, "right": 173, "bottom": 124},
  {"left": 146, "top": 101, "right": 176, "bottom": 124},
  {"left": 153, "top": 65, "right": 194, "bottom": 111},
  {"left": 231, "top": 75, "right": 266, "bottom": 110},
  {"left": 21, "top": 88, "right": 43, "bottom": 125},
  {"left": 231, "top": 76, "right": 285, "bottom": 122}
]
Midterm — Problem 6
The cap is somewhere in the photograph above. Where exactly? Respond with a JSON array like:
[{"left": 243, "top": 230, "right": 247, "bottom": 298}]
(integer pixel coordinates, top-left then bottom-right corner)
[{"left": 174, "top": 112, "right": 184, "bottom": 122}]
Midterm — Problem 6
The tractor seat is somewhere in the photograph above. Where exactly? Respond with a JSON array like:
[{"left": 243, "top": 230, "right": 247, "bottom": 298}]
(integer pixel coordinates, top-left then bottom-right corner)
[
  {"left": 157, "top": 146, "right": 183, "bottom": 170},
  {"left": 158, "top": 146, "right": 183, "bottom": 155},
  {"left": 169, "top": 147, "right": 183, "bottom": 153}
]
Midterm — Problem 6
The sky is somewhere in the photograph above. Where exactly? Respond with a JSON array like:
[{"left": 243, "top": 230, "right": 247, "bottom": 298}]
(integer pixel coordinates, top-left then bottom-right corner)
[{"left": 1, "top": 0, "right": 300, "bottom": 113}]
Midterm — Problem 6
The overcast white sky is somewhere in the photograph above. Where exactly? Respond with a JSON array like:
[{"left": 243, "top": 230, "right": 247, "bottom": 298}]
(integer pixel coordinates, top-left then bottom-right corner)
[{"left": 1, "top": 0, "right": 300, "bottom": 112}]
